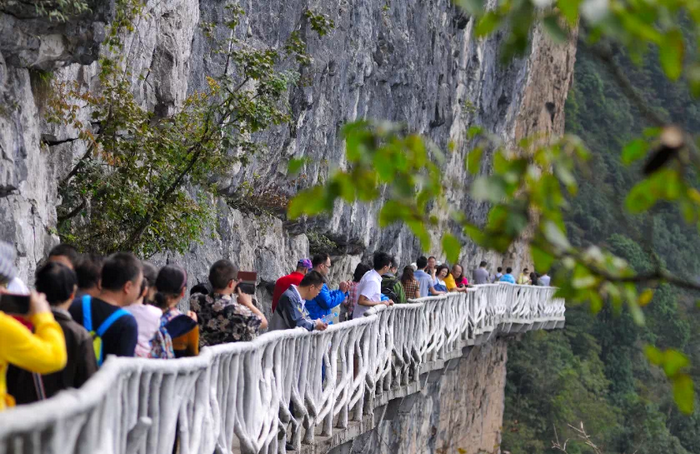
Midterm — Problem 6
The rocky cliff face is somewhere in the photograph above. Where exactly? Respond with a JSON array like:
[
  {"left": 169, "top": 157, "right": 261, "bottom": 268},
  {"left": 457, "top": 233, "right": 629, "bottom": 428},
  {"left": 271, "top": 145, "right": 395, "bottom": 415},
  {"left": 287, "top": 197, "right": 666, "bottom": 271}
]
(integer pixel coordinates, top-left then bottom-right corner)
[
  {"left": 0, "top": 0, "right": 576, "bottom": 314},
  {"left": 336, "top": 339, "right": 509, "bottom": 454}
]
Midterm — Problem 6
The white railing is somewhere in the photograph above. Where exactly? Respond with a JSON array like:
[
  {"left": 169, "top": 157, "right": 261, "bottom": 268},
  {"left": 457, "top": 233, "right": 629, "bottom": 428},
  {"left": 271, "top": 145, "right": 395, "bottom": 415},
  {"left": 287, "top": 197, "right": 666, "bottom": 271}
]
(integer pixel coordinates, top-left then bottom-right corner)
[{"left": 0, "top": 284, "right": 564, "bottom": 454}]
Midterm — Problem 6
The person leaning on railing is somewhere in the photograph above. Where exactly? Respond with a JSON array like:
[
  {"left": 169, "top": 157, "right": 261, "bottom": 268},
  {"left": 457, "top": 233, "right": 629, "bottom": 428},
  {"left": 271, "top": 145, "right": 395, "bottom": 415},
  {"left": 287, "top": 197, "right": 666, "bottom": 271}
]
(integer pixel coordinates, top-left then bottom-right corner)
[
  {"left": 269, "top": 270, "right": 328, "bottom": 331},
  {"left": 352, "top": 252, "right": 395, "bottom": 319},
  {"left": 0, "top": 242, "right": 67, "bottom": 411}
]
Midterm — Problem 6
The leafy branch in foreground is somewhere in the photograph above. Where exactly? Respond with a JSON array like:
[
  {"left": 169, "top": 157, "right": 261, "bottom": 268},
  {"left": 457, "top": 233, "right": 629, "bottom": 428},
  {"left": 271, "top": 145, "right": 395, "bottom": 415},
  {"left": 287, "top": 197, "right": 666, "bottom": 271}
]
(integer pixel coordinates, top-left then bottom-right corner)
[
  {"left": 47, "top": 4, "right": 334, "bottom": 257},
  {"left": 286, "top": 0, "right": 700, "bottom": 414}
]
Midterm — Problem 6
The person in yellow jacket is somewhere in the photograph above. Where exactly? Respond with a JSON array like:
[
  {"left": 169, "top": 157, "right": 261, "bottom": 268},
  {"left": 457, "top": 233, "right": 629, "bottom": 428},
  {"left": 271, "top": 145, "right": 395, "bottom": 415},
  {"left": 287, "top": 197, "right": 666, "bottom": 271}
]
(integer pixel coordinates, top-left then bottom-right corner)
[
  {"left": 0, "top": 290, "right": 67, "bottom": 410},
  {"left": 517, "top": 268, "right": 533, "bottom": 285}
]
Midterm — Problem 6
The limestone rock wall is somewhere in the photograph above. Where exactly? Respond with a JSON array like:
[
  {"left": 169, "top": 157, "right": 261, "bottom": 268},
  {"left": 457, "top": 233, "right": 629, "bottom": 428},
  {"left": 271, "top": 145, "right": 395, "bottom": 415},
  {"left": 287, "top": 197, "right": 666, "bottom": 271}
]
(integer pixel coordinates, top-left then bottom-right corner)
[
  {"left": 338, "top": 339, "right": 509, "bottom": 454},
  {"left": 0, "top": 0, "right": 576, "bottom": 310}
]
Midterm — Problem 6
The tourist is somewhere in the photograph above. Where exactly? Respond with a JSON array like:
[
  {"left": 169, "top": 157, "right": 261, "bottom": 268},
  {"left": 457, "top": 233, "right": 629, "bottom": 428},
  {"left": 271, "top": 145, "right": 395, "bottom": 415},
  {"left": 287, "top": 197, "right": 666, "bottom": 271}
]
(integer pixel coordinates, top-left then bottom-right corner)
[
  {"left": 190, "top": 259, "right": 267, "bottom": 347},
  {"left": 414, "top": 256, "right": 442, "bottom": 297},
  {"left": 400, "top": 266, "right": 420, "bottom": 299},
  {"left": 269, "top": 271, "right": 328, "bottom": 331},
  {"left": 538, "top": 271, "right": 551, "bottom": 286},
  {"left": 433, "top": 264, "right": 450, "bottom": 292},
  {"left": 48, "top": 244, "right": 80, "bottom": 270},
  {"left": 445, "top": 264, "right": 468, "bottom": 292},
  {"left": 344, "top": 263, "right": 371, "bottom": 321},
  {"left": 473, "top": 261, "right": 490, "bottom": 285},
  {"left": 517, "top": 268, "right": 532, "bottom": 285},
  {"left": 492, "top": 266, "right": 503, "bottom": 283},
  {"left": 454, "top": 264, "right": 469, "bottom": 288},
  {"left": 74, "top": 254, "right": 103, "bottom": 299},
  {"left": 271, "top": 258, "right": 312, "bottom": 313},
  {"left": 305, "top": 253, "right": 349, "bottom": 322},
  {"left": 353, "top": 252, "right": 394, "bottom": 319},
  {"left": 529, "top": 269, "right": 539, "bottom": 286},
  {"left": 0, "top": 241, "right": 67, "bottom": 411},
  {"left": 69, "top": 252, "right": 141, "bottom": 363},
  {"left": 381, "top": 257, "right": 406, "bottom": 304},
  {"left": 427, "top": 256, "right": 437, "bottom": 274},
  {"left": 152, "top": 265, "right": 199, "bottom": 358},
  {"left": 7, "top": 262, "right": 97, "bottom": 404},
  {"left": 500, "top": 267, "right": 516, "bottom": 284},
  {"left": 125, "top": 262, "right": 162, "bottom": 358}
]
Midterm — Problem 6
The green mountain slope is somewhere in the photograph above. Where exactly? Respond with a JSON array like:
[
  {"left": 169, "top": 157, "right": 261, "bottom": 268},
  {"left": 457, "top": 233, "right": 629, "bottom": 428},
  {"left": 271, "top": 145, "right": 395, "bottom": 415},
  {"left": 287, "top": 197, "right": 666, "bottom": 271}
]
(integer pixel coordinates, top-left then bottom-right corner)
[{"left": 502, "top": 44, "right": 700, "bottom": 454}]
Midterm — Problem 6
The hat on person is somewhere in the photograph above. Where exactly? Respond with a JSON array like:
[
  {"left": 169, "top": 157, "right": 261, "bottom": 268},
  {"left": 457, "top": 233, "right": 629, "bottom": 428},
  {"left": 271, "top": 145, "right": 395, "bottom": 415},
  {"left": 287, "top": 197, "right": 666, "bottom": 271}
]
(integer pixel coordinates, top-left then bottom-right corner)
[
  {"left": 0, "top": 241, "right": 17, "bottom": 284},
  {"left": 298, "top": 258, "right": 312, "bottom": 270}
]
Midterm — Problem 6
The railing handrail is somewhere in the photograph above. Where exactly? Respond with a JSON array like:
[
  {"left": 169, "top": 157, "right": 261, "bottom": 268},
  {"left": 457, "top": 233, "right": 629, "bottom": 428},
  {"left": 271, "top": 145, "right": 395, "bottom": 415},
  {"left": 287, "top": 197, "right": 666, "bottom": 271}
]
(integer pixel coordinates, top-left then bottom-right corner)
[{"left": 0, "top": 284, "right": 565, "bottom": 454}]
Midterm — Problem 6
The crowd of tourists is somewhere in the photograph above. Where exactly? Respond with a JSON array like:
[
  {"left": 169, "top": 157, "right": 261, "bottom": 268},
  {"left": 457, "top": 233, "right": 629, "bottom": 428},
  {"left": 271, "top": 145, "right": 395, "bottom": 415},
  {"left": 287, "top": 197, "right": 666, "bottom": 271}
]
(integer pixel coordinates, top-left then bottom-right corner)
[{"left": 0, "top": 242, "right": 547, "bottom": 412}]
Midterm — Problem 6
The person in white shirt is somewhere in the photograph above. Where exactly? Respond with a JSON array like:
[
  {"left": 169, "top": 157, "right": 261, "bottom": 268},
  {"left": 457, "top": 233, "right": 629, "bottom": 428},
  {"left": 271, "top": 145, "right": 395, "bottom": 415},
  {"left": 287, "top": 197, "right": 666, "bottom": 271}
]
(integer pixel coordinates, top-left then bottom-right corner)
[
  {"left": 124, "top": 262, "right": 161, "bottom": 358},
  {"left": 353, "top": 252, "right": 394, "bottom": 319}
]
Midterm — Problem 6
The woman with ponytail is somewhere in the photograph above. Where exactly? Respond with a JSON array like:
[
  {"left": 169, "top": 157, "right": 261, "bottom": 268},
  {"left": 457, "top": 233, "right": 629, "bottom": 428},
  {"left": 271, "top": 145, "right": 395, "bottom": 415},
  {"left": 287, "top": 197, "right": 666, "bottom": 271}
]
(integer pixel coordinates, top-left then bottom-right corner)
[{"left": 150, "top": 265, "right": 199, "bottom": 358}]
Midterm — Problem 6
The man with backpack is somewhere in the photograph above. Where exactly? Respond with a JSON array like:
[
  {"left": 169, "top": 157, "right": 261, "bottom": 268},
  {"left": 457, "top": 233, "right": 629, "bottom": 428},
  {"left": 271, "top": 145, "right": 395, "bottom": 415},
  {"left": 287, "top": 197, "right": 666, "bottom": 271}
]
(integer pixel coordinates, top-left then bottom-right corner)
[
  {"left": 69, "top": 253, "right": 141, "bottom": 364},
  {"left": 381, "top": 257, "right": 406, "bottom": 304}
]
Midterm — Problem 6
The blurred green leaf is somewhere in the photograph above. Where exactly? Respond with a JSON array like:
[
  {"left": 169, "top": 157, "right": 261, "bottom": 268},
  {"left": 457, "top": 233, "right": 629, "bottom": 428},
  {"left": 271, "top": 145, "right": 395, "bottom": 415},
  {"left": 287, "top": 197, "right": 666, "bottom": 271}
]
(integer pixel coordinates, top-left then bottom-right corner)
[
  {"left": 442, "top": 233, "right": 461, "bottom": 264},
  {"left": 467, "top": 125, "right": 483, "bottom": 140},
  {"left": 689, "top": 63, "right": 700, "bottom": 97},
  {"left": 638, "top": 288, "right": 654, "bottom": 306},
  {"left": 287, "top": 186, "right": 327, "bottom": 219},
  {"left": 471, "top": 176, "right": 506, "bottom": 202},
  {"left": 455, "top": 0, "right": 485, "bottom": 15},
  {"left": 664, "top": 349, "right": 690, "bottom": 377},
  {"left": 557, "top": 0, "right": 581, "bottom": 26},
  {"left": 531, "top": 244, "right": 555, "bottom": 272},
  {"left": 543, "top": 221, "right": 571, "bottom": 251},
  {"left": 626, "top": 179, "right": 656, "bottom": 214},
  {"left": 543, "top": 15, "right": 568, "bottom": 43},
  {"left": 621, "top": 139, "right": 648, "bottom": 165},
  {"left": 673, "top": 374, "right": 694, "bottom": 414},
  {"left": 288, "top": 157, "right": 308, "bottom": 175},
  {"left": 466, "top": 147, "right": 483, "bottom": 175},
  {"left": 645, "top": 345, "right": 664, "bottom": 365},
  {"left": 475, "top": 11, "right": 502, "bottom": 37},
  {"left": 660, "top": 29, "right": 685, "bottom": 81}
]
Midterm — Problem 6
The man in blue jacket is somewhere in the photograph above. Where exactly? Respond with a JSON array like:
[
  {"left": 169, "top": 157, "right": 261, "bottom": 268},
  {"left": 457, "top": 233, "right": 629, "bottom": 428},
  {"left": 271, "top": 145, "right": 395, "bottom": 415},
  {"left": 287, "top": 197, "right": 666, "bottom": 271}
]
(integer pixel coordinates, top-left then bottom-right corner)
[{"left": 305, "top": 253, "right": 349, "bottom": 320}]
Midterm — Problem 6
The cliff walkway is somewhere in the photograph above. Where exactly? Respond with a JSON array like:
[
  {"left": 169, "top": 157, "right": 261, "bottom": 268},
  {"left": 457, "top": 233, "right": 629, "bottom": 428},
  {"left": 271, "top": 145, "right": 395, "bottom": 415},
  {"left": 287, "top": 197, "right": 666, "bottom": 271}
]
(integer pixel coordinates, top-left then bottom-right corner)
[{"left": 0, "top": 284, "right": 565, "bottom": 454}]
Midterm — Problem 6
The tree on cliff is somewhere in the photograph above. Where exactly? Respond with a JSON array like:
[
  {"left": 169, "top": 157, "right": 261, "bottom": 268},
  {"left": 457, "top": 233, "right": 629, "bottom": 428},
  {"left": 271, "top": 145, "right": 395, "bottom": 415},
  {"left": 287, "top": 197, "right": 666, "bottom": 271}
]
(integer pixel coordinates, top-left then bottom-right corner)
[
  {"left": 47, "top": 2, "right": 334, "bottom": 257},
  {"left": 287, "top": 0, "right": 700, "bottom": 415}
]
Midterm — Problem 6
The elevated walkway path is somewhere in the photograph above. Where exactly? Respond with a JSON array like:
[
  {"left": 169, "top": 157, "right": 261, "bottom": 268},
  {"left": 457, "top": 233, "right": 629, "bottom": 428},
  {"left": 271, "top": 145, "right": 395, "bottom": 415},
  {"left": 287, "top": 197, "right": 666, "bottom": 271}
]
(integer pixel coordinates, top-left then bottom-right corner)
[{"left": 0, "top": 284, "right": 565, "bottom": 454}]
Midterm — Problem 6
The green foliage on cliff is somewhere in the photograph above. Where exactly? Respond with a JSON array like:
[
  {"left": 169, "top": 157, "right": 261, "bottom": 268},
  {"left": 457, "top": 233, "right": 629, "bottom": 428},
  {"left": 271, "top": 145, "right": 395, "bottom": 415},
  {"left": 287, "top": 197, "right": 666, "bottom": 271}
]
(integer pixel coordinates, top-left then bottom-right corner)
[
  {"left": 502, "top": 40, "right": 700, "bottom": 454},
  {"left": 48, "top": 4, "right": 334, "bottom": 256}
]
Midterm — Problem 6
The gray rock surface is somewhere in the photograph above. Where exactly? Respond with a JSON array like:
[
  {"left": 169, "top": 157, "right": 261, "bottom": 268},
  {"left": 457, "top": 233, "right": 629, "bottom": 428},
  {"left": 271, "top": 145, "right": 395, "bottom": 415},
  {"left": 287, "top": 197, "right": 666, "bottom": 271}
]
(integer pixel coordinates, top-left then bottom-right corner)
[
  {"left": 335, "top": 339, "right": 509, "bottom": 454},
  {"left": 0, "top": 0, "right": 576, "bottom": 306}
]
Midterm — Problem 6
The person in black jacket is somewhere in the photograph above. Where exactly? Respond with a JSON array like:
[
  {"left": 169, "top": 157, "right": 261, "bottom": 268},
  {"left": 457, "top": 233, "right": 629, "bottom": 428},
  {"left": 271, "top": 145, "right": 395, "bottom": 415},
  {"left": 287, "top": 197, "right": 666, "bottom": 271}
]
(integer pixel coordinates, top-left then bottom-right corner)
[{"left": 7, "top": 262, "right": 97, "bottom": 404}]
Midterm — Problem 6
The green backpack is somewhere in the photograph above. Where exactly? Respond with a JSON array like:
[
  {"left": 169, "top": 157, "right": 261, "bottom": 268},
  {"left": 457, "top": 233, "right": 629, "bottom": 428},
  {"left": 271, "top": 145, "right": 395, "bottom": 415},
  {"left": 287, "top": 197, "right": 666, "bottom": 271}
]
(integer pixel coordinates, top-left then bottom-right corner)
[
  {"left": 81, "top": 295, "right": 129, "bottom": 366},
  {"left": 381, "top": 275, "right": 407, "bottom": 304}
]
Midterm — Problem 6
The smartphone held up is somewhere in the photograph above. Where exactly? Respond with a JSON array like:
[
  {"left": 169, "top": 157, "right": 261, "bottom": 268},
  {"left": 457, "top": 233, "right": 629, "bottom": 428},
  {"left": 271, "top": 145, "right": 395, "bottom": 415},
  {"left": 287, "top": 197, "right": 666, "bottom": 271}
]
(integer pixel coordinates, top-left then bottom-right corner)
[
  {"left": 236, "top": 271, "right": 257, "bottom": 295},
  {"left": 0, "top": 293, "right": 30, "bottom": 315}
]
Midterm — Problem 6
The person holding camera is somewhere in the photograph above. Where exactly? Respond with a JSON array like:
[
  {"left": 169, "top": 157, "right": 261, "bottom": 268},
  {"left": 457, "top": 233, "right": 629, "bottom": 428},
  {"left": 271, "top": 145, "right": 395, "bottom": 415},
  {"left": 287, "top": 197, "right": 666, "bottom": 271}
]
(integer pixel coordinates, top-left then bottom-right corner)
[
  {"left": 190, "top": 259, "right": 268, "bottom": 347},
  {"left": 0, "top": 242, "right": 67, "bottom": 411},
  {"left": 7, "top": 262, "right": 97, "bottom": 405}
]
